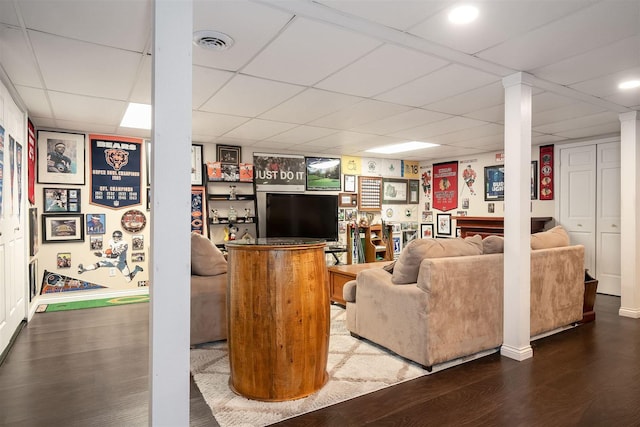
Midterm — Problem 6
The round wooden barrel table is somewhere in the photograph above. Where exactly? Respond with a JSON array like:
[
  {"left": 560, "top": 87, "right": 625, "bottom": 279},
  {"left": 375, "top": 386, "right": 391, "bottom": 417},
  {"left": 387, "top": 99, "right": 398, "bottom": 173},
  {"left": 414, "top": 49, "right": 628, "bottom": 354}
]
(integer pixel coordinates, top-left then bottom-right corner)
[{"left": 225, "top": 238, "right": 330, "bottom": 401}]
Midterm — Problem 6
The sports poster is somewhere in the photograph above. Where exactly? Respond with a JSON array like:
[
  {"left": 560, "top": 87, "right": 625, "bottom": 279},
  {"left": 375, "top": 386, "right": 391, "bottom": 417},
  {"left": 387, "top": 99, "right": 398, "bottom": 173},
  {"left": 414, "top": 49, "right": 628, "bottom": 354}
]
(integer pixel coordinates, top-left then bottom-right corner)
[
  {"left": 89, "top": 134, "right": 143, "bottom": 209},
  {"left": 27, "top": 120, "right": 36, "bottom": 205},
  {"left": 539, "top": 145, "right": 554, "bottom": 200},
  {"left": 253, "top": 153, "right": 305, "bottom": 192},
  {"left": 432, "top": 161, "right": 458, "bottom": 212}
]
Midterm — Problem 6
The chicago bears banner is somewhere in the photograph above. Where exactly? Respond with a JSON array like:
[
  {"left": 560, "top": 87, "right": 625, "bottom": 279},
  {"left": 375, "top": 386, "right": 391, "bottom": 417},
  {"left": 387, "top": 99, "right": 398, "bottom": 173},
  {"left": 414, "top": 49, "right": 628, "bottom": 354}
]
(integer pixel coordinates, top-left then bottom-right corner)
[{"left": 89, "top": 134, "right": 142, "bottom": 209}]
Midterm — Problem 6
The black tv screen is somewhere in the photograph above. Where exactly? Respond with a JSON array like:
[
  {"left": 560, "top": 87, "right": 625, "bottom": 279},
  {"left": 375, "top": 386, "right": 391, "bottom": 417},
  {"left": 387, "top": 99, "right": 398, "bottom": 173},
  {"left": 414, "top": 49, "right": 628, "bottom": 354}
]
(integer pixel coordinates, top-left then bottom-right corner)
[{"left": 266, "top": 193, "right": 338, "bottom": 242}]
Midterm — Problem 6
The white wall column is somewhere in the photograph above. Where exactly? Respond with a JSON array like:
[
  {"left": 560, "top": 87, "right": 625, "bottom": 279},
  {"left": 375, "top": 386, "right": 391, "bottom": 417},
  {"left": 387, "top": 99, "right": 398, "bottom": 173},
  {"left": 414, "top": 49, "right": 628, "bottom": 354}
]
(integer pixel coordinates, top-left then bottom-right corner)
[
  {"left": 150, "top": 0, "right": 192, "bottom": 425},
  {"left": 501, "top": 72, "right": 534, "bottom": 361},
  {"left": 619, "top": 111, "right": 640, "bottom": 318}
]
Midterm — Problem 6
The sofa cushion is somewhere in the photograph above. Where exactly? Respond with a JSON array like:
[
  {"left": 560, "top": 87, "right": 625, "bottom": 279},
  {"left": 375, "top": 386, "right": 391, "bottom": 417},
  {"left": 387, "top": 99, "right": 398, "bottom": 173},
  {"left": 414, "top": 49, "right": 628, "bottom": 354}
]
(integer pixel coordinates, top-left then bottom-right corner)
[
  {"left": 391, "top": 235, "right": 483, "bottom": 284},
  {"left": 530, "top": 225, "right": 570, "bottom": 250},
  {"left": 191, "top": 232, "right": 227, "bottom": 276},
  {"left": 482, "top": 235, "right": 504, "bottom": 254}
]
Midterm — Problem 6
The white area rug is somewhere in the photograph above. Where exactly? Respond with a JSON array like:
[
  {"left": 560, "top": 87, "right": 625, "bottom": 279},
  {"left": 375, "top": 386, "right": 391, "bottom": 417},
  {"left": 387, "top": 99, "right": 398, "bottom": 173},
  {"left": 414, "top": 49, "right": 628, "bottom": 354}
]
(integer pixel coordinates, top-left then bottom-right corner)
[{"left": 190, "top": 305, "right": 428, "bottom": 427}]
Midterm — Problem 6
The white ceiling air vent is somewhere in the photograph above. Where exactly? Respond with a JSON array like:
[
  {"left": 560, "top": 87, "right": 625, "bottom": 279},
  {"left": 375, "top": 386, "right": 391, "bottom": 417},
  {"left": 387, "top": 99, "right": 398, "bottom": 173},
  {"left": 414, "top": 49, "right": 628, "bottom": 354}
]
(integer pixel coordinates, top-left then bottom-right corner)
[{"left": 193, "top": 30, "right": 234, "bottom": 51}]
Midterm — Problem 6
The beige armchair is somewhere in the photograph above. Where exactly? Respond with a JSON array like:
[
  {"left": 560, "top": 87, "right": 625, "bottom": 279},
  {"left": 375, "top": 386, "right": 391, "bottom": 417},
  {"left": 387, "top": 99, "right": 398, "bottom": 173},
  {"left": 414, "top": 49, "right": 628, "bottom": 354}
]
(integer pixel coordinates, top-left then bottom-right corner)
[{"left": 190, "top": 232, "right": 228, "bottom": 345}]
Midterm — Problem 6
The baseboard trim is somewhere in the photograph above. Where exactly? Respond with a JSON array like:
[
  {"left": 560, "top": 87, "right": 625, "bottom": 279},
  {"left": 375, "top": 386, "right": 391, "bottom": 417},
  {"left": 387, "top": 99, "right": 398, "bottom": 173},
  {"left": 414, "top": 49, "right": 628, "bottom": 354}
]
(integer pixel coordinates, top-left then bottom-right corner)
[
  {"left": 500, "top": 344, "right": 533, "bottom": 361},
  {"left": 29, "top": 288, "right": 150, "bottom": 319},
  {"left": 619, "top": 307, "right": 640, "bottom": 319},
  {"left": 0, "top": 320, "right": 26, "bottom": 367}
]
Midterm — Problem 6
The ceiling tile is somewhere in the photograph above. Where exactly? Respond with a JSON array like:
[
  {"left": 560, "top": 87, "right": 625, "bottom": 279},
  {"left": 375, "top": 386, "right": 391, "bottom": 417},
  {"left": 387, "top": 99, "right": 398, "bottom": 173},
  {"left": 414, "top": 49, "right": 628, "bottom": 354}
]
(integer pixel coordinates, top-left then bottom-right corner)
[
  {"left": 533, "top": 103, "right": 606, "bottom": 127},
  {"left": 129, "top": 55, "right": 152, "bottom": 105},
  {"left": 0, "top": 25, "right": 41, "bottom": 88},
  {"left": 30, "top": 31, "right": 142, "bottom": 100},
  {"left": 433, "top": 123, "right": 504, "bottom": 145},
  {"left": 242, "top": 16, "right": 381, "bottom": 86},
  {"left": 222, "top": 118, "right": 297, "bottom": 141},
  {"left": 351, "top": 108, "right": 451, "bottom": 135},
  {"left": 193, "top": 0, "right": 293, "bottom": 71},
  {"left": 604, "top": 91, "right": 640, "bottom": 109},
  {"left": 532, "top": 134, "right": 568, "bottom": 145},
  {"left": 463, "top": 105, "right": 504, "bottom": 123},
  {"left": 315, "top": 43, "right": 448, "bottom": 97},
  {"left": 200, "top": 74, "right": 304, "bottom": 117},
  {"left": 533, "top": 111, "right": 619, "bottom": 134},
  {"left": 309, "top": 99, "right": 411, "bottom": 130},
  {"left": 192, "top": 111, "right": 250, "bottom": 137},
  {"left": 553, "top": 122, "right": 622, "bottom": 139},
  {"left": 265, "top": 125, "right": 338, "bottom": 144},
  {"left": 375, "top": 64, "right": 498, "bottom": 107},
  {"left": 477, "top": 1, "right": 640, "bottom": 71},
  {"left": 192, "top": 66, "right": 234, "bottom": 108},
  {"left": 569, "top": 66, "right": 640, "bottom": 98},
  {"left": 302, "top": 131, "right": 396, "bottom": 149},
  {"left": 0, "top": 2, "right": 19, "bottom": 26},
  {"left": 391, "top": 116, "right": 489, "bottom": 140},
  {"left": 14, "top": 85, "right": 51, "bottom": 118},
  {"left": 48, "top": 91, "right": 126, "bottom": 126},
  {"left": 259, "top": 88, "right": 361, "bottom": 124},
  {"left": 56, "top": 119, "right": 118, "bottom": 135},
  {"left": 532, "top": 92, "right": 578, "bottom": 113},
  {"left": 424, "top": 82, "right": 504, "bottom": 115}
]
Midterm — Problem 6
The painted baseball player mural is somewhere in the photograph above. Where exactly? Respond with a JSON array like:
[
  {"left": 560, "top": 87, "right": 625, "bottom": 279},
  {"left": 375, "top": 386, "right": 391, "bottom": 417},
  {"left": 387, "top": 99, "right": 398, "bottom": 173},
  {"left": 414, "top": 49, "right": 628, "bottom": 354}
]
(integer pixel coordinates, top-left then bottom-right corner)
[{"left": 78, "top": 230, "right": 143, "bottom": 282}]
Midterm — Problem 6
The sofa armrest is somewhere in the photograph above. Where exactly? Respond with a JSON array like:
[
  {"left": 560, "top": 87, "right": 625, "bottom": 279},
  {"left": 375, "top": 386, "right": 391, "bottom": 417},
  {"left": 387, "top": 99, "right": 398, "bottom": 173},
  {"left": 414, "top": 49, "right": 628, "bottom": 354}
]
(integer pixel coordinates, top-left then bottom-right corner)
[{"left": 342, "top": 279, "right": 357, "bottom": 303}]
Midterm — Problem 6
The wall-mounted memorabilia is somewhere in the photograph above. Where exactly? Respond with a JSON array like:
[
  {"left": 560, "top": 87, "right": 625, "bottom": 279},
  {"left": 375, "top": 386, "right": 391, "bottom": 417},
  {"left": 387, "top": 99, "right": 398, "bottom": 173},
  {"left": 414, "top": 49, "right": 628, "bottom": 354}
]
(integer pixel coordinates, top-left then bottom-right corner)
[
  {"left": 382, "top": 159, "right": 402, "bottom": 177},
  {"left": 57, "top": 252, "right": 71, "bottom": 269},
  {"left": 361, "top": 157, "right": 382, "bottom": 176},
  {"left": 437, "top": 213, "right": 452, "bottom": 236},
  {"left": 16, "top": 139, "right": 23, "bottom": 218},
  {"left": 29, "top": 207, "right": 39, "bottom": 256},
  {"left": 253, "top": 153, "right": 305, "bottom": 192},
  {"left": 357, "top": 176, "right": 382, "bottom": 212},
  {"left": 191, "top": 144, "right": 204, "bottom": 186},
  {"left": 43, "top": 188, "right": 81, "bottom": 212},
  {"left": 484, "top": 165, "right": 505, "bottom": 201},
  {"left": 382, "top": 178, "right": 408, "bottom": 204},
  {"left": 120, "top": 209, "right": 146, "bottom": 233},
  {"left": 8, "top": 135, "right": 15, "bottom": 216},
  {"left": 29, "top": 260, "right": 38, "bottom": 302},
  {"left": 217, "top": 144, "right": 241, "bottom": 166},
  {"left": 338, "top": 192, "right": 358, "bottom": 208},
  {"left": 461, "top": 164, "right": 478, "bottom": 196},
  {"left": 420, "top": 223, "right": 434, "bottom": 239},
  {"left": 421, "top": 169, "right": 431, "bottom": 200},
  {"left": 531, "top": 161, "right": 538, "bottom": 200},
  {"left": 343, "top": 174, "right": 356, "bottom": 192},
  {"left": 433, "top": 162, "right": 458, "bottom": 212},
  {"left": 90, "top": 236, "right": 103, "bottom": 250},
  {"left": 37, "top": 130, "right": 86, "bottom": 185},
  {"left": 146, "top": 187, "right": 151, "bottom": 211},
  {"left": 89, "top": 134, "right": 142, "bottom": 209},
  {"left": 305, "top": 157, "right": 341, "bottom": 191},
  {"left": 341, "top": 156, "right": 361, "bottom": 175},
  {"left": 145, "top": 139, "right": 151, "bottom": 186},
  {"left": 28, "top": 119, "right": 36, "bottom": 204},
  {"left": 408, "top": 179, "right": 420, "bottom": 204},
  {"left": 86, "top": 213, "right": 106, "bottom": 235},
  {"left": 40, "top": 270, "right": 106, "bottom": 294},
  {"left": 539, "top": 145, "right": 554, "bottom": 200},
  {"left": 132, "top": 234, "right": 144, "bottom": 250},
  {"left": 0, "top": 125, "right": 4, "bottom": 218},
  {"left": 131, "top": 252, "right": 145, "bottom": 262},
  {"left": 42, "top": 213, "right": 85, "bottom": 243},
  {"left": 191, "top": 186, "right": 207, "bottom": 235}
]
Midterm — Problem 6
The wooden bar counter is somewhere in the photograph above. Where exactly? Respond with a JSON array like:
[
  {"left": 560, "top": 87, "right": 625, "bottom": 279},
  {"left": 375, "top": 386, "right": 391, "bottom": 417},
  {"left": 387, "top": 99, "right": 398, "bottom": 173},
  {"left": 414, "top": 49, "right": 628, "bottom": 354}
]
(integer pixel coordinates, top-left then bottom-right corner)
[{"left": 225, "top": 238, "right": 330, "bottom": 401}]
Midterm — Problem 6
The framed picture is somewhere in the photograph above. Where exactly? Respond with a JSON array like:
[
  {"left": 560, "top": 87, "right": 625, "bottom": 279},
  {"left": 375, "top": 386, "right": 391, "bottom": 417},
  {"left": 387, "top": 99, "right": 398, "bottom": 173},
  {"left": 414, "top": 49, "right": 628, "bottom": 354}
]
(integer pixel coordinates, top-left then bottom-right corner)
[
  {"left": 420, "top": 223, "right": 434, "bottom": 239},
  {"left": 90, "top": 235, "right": 103, "bottom": 250},
  {"left": 305, "top": 157, "right": 341, "bottom": 191},
  {"left": 29, "top": 260, "right": 38, "bottom": 302},
  {"left": 145, "top": 139, "right": 151, "bottom": 186},
  {"left": 436, "top": 213, "right": 452, "bottom": 236},
  {"left": 132, "top": 234, "right": 144, "bottom": 250},
  {"left": 382, "top": 178, "right": 408, "bottom": 203},
  {"left": 343, "top": 174, "right": 356, "bottom": 192},
  {"left": 29, "top": 207, "right": 39, "bottom": 256},
  {"left": 191, "top": 144, "right": 204, "bottom": 186},
  {"left": 484, "top": 165, "right": 505, "bottom": 201},
  {"left": 37, "top": 130, "right": 85, "bottom": 184},
  {"left": 358, "top": 176, "right": 383, "bottom": 212},
  {"left": 338, "top": 192, "right": 358, "bottom": 208},
  {"left": 86, "top": 213, "right": 106, "bottom": 235},
  {"left": 217, "top": 144, "right": 241, "bottom": 166},
  {"left": 57, "top": 252, "right": 71, "bottom": 269},
  {"left": 42, "top": 213, "right": 84, "bottom": 243},
  {"left": 456, "top": 227, "right": 462, "bottom": 237},
  {"left": 43, "top": 188, "right": 81, "bottom": 212},
  {"left": 408, "top": 179, "right": 420, "bottom": 204},
  {"left": 531, "top": 161, "right": 538, "bottom": 200}
]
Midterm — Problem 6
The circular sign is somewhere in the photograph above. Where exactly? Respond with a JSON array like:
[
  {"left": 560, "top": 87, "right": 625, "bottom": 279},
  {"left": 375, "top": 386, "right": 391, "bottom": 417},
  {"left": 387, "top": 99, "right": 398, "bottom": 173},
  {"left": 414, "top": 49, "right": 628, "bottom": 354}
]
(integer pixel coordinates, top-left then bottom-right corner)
[{"left": 121, "top": 209, "right": 147, "bottom": 233}]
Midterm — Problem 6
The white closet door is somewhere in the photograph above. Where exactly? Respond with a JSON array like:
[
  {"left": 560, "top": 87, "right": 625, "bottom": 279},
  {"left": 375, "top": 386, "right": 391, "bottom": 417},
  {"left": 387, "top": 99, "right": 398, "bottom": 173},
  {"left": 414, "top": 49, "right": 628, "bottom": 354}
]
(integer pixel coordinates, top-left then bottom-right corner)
[
  {"left": 596, "top": 142, "right": 621, "bottom": 295},
  {"left": 560, "top": 145, "right": 597, "bottom": 274}
]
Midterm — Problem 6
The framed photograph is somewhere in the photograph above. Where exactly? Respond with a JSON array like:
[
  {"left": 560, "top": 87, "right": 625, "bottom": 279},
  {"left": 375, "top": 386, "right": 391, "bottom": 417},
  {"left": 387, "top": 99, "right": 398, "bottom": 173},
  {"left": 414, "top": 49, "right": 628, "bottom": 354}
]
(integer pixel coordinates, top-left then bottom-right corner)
[
  {"left": 436, "top": 213, "right": 452, "bottom": 236},
  {"left": 29, "top": 260, "right": 38, "bottom": 302},
  {"left": 191, "top": 144, "right": 204, "bottom": 186},
  {"left": 344, "top": 174, "right": 356, "bottom": 192},
  {"left": 131, "top": 252, "right": 145, "bottom": 263},
  {"left": 338, "top": 192, "right": 358, "bottom": 208},
  {"left": 29, "top": 207, "right": 39, "bottom": 257},
  {"left": 37, "top": 130, "right": 85, "bottom": 184},
  {"left": 42, "top": 213, "right": 84, "bottom": 243},
  {"left": 531, "top": 160, "right": 538, "bottom": 200},
  {"left": 484, "top": 165, "right": 505, "bottom": 201},
  {"left": 305, "top": 157, "right": 341, "bottom": 191},
  {"left": 57, "top": 252, "right": 71, "bottom": 269},
  {"left": 132, "top": 234, "right": 144, "bottom": 250},
  {"left": 358, "top": 176, "right": 383, "bottom": 212},
  {"left": 420, "top": 223, "right": 434, "bottom": 239},
  {"left": 43, "top": 188, "right": 80, "bottom": 212},
  {"left": 408, "top": 179, "right": 420, "bottom": 204},
  {"left": 217, "top": 144, "right": 241, "bottom": 166},
  {"left": 145, "top": 139, "right": 151, "bottom": 186},
  {"left": 382, "top": 178, "right": 408, "bottom": 203},
  {"left": 90, "top": 235, "right": 103, "bottom": 250},
  {"left": 146, "top": 187, "right": 151, "bottom": 211},
  {"left": 86, "top": 213, "right": 106, "bottom": 235},
  {"left": 456, "top": 227, "right": 462, "bottom": 238}
]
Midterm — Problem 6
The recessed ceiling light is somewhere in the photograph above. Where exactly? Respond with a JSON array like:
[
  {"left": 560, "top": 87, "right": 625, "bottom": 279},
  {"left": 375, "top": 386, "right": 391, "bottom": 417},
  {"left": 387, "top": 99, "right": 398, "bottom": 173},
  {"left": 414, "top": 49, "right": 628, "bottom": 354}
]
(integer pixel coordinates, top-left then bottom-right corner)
[
  {"left": 618, "top": 80, "right": 640, "bottom": 89},
  {"left": 120, "top": 103, "right": 151, "bottom": 130},
  {"left": 448, "top": 5, "right": 479, "bottom": 24},
  {"left": 366, "top": 141, "right": 439, "bottom": 154}
]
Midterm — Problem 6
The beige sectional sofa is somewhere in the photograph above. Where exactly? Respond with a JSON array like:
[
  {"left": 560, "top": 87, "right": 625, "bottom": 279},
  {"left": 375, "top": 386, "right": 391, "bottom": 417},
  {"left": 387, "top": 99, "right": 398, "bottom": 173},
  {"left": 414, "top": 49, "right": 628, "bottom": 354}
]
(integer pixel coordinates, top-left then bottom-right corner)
[{"left": 344, "top": 227, "right": 585, "bottom": 369}]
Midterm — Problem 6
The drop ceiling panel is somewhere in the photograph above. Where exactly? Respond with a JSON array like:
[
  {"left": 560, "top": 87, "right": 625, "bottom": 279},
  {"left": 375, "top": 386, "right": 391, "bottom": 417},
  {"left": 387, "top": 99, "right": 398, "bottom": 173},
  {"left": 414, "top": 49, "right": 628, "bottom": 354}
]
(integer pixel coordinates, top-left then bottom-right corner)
[
  {"left": 553, "top": 122, "right": 622, "bottom": 139},
  {"left": 259, "top": 88, "right": 362, "bottom": 124},
  {"left": 463, "top": 105, "right": 504, "bottom": 123},
  {"left": 532, "top": 92, "right": 579, "bottom": 113},
  {"left": 129, "top": 55, "right": 152, "bottom": 105},
  {"left": 315, "top": 43, "right": 449, "bottom": 97},
  {"left": 14, "top": 85, "right": 51, "bottom": 118},
  {"left": 375, "top": 64, "right": 498, "bottom": 107},
  {"left": 533, "top": 111, "right": 619, "bottom": 134},
  {"left": 605, "top": 91, "right": 640, "bottom": 109},
  {"left": 300, "top": 131, "right": 396, "bottom": 149},
  {"left": 391, "top": 116, "right": 489, "bottom": 140},
  {"left": 30, "top": 31, "right": 141, "bottom": 100},
  {"left": 0, "top": 2, "right": 19, "bottom": 26},
  {"left": 242, "top": 17, "right": 381, "bottom": 86},
  {"left": 351, "top": 108, "right": 452, "bottom": 135},
  {"left": 533, "top": 103, "right": 606, "bottom": 127},
  {"left": 192, "top": 111, "right": 250, "bottom": 137},
  {"left": 433, "top": 123, "right": 504, "bottom": 145},
  {"left": 193, "top": 0, "right": 293, "bottom": 71},
  {"left": 57, "top": 119, "right": 118, "bottom": 135},
  {"left": 569, "top": 66, "right": 640, "bottom": 98},
  {"left": 532, "top": 134, "right": 568, "bottom": 145},
  {"left": 309, "top": 99, "right": 411, "bottom": 130},
  {"left": 424, "top": 82, "right": 504, "bottom": 115},
  {"left": 477, "top": 1, "right": 640, "bottom": 71},
  {"left": 222, "top": 118, "right": 297, "bottom": 141},
  {"left": 264, "top": 125, "right": 338, "bottom": 144},
  {"left": 200, "top": 74, "right": 304, "bottom": 117},
  {"left": 17, "top": 0, "right": 151, "bottom": 52},
  {"left": 48, "top": 92, "right": 126, "bottom": 125},
  {"left": 0, "top": 26, "right": 41, "bottom": 88}
]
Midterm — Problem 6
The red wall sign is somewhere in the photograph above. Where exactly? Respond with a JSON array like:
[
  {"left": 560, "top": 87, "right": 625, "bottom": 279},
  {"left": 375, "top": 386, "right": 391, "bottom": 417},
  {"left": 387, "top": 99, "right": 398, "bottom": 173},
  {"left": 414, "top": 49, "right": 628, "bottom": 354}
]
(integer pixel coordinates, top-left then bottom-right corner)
[
  {"left": 539, "top": 145, "right": 554, "bottom": 200},
  {"left": 432, "top": 161, "right": 458, "bottom": 212}
]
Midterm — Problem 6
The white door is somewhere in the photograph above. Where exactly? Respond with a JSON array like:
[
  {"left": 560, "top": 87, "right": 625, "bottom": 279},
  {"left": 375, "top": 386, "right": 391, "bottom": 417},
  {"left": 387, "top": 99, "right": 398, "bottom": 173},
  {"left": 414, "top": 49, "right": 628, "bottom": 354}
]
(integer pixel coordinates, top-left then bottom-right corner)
[
  {"left": 595, "top": 142, "right": 621, "bottom": 295},
  {"left": 559, "top": 144, "right": 597, "bottom": 273}
]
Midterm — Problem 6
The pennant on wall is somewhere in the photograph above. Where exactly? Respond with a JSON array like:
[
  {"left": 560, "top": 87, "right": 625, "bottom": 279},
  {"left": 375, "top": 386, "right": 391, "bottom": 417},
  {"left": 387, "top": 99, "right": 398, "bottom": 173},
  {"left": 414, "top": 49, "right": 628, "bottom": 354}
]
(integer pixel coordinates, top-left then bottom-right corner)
[
  {"left": 89, "top": 134, "right": 143, "bottom": 208},
  {"left": 341, "top": 156, "right": 361, "bottom": 175},
  {"left": 432, "top": 161, "right": 458, "bottom": 212},
  {"left": 539, "top": 145, "right": 554, "bottom": 200},
  {"left": 40, "top": 270, "right": 107, "bottom": 294}
]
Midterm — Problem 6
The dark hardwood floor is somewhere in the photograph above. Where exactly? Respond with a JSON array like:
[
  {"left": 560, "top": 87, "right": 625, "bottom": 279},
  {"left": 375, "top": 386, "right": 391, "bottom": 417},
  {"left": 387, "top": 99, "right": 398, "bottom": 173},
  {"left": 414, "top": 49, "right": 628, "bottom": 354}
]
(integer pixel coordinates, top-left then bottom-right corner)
[{"left": 1, "top": 295, "right": 639, "bottom": 426}]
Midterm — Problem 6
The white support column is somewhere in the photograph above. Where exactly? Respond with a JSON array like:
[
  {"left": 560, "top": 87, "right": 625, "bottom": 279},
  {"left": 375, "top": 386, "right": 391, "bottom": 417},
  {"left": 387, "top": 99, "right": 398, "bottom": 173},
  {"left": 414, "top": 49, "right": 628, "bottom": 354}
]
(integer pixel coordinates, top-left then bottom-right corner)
[
  {"left": 501, "top": 72, "right": 534, "bottom": 361},
  {"left": 150, "top": 0, "right": 192, "bottom": 425},
  {"left": 619, "top": 111, "right": 640, "bottom": 318}
]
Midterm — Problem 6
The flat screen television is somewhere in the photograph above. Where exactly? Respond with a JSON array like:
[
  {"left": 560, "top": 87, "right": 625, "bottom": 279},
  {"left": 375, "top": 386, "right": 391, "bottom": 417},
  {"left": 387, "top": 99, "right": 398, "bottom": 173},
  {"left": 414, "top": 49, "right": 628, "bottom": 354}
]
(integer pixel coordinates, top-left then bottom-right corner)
[{"left": 266, "top": 193, "right": 338, "bottom": 242}]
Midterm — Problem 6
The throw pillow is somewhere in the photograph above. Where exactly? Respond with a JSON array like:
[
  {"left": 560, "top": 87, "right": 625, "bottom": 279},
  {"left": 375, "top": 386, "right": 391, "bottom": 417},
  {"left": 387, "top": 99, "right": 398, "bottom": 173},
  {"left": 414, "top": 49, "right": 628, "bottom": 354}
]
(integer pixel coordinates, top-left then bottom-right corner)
[
  {"left": 391, "top": 235, "right": 483, "bottom": 284},
  {"left": 482, "top": 235, "right": 504, "bottom": 254},
  {"left": 191, "top": 232, "right": 227, "bottom": 276},
  {"left": 530, "top": 225, "right": 570, "bottom": 250},
  {"left": 382, "top": 261, "right": 395, "bottom": 274}
]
